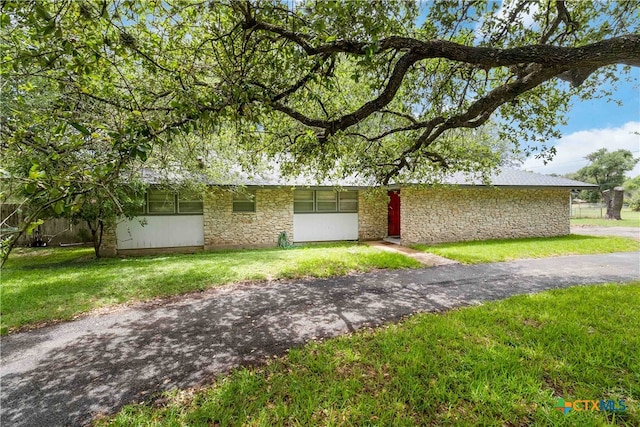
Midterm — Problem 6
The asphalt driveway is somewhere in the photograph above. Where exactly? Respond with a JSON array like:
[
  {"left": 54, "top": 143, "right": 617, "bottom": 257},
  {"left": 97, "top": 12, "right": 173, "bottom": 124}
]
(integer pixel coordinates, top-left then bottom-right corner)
[
  {"left": 571, "top": 225, "right": 640, "bottom": 240},
  {"left": 1, "top": 252, "right": 639, "bottom": 426}
]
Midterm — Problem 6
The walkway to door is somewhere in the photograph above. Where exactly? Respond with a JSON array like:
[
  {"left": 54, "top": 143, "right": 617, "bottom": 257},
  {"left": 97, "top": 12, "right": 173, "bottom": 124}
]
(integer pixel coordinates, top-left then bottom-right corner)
[{"left": 366, "top": 240, "right": 459, "bottom": 266}]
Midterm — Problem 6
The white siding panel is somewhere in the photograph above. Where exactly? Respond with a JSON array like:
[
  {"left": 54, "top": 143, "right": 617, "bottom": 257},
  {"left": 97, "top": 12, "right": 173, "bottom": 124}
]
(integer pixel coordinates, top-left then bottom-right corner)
[
  {"left": 116, "top": 216, "right": 204, "bottom": 249},
  {"left": 293, "top": 213, "right": 358, "bottom": 242}
]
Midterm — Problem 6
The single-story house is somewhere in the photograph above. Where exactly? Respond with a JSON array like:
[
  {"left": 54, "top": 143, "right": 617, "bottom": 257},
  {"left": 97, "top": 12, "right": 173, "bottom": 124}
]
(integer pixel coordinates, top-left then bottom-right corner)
[{"left": 101, "top": 169, "right": 596, "bottom": 256}]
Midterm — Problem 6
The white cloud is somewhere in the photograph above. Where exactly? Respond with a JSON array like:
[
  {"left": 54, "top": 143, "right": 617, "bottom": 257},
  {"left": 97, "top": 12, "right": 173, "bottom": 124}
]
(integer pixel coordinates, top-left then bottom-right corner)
[
  {"left": 521, "top": 121, "right": 640, "bottom": 177},
  {"left": 500, "top": 1, "right": 539, "bottom": 28},
  {"left": 475, "top": 1, "right": 539, "bottom": 40}
]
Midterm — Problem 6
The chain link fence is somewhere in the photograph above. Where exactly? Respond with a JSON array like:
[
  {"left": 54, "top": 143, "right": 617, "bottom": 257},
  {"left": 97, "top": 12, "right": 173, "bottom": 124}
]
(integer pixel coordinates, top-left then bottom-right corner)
[{"left": 570, "top": 202, "right": 606, "bottom": 218}]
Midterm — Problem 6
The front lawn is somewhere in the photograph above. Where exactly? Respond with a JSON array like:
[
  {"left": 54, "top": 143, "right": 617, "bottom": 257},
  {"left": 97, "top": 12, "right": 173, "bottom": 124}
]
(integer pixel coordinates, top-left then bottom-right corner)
[
  {"left": 413, "top": 234, "right": 640, "bottom": 264},
  {"left": 98, "top": 282, "right": 640, "bottom": 426},
  {"left": 0, "top": 244, "right": 421, "bottom": 334}
]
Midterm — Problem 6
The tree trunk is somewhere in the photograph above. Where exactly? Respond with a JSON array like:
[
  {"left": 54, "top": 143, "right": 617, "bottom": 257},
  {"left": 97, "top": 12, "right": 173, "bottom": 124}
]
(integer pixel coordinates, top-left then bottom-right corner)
[
  {"left": 1, "top": 230, "right": 23, "bottom": 269},
  {"left": 87, "top": 219, "right": 102, "bottom": 258},
  {"left": 603, "top": 187, "right": 625, "bottom": 220},
  {"left": 97, "top": 220, "right": 104, "bottom": 258}
]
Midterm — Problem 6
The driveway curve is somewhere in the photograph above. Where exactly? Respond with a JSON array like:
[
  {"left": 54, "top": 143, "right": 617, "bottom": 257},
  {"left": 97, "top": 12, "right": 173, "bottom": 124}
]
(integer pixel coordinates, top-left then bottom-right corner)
[
  {"left": 1, "top": 252, "right": 639, "bottom": 427},
  {"left": 571, "top": 225, "right": 640, "bottom": 240}
]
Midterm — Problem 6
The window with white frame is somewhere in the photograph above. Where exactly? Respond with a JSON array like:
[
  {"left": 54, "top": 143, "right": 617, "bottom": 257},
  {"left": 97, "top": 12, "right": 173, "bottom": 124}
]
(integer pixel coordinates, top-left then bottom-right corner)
[
  {"left": 293, "top": 190, "right": 314, "bottom": 212},
  {"left": 293, "top": 190, "right": 358, "bottom": 213},
  {"left": 316, "top": 190, "right": 337, "bottom": 212},
  {"left": 232, "top": 191, "right": 256, "bottom": 212},
  {"left": 144, "top": 189, "right": 203, "bottom": 214},
  {"left": 147, "top": 189, "right": 176, "bottom": 214},
  {"left": 338, "top": 191, "right": 358, "bottom": 212},
  {"left": 178, "top": 191, "right": 204, "bottom": 213}
]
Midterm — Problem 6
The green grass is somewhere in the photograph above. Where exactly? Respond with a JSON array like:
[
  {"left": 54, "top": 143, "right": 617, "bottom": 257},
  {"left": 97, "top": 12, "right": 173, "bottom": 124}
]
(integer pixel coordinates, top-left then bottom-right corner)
[
  {"left": 0, "top": 243, "right": 421, "bottom": 334},
  {"left": 97, "top": 282, "right": 640, "bottom": 426},
  {"left": 413, "top": 235, "right": 640, "bottom": 264},
  {"left": 572, "top": 208, "right": 640, "bottom": 227}
]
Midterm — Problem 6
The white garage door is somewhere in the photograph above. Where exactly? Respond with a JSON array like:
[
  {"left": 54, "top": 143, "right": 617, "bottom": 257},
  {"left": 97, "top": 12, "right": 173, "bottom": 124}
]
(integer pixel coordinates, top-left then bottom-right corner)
[
  {"left": 116, "top": 215, "right": 204, "bottom": 249},
  {"left": 293, "top": 213, "right": 358, "bottom": 242}
]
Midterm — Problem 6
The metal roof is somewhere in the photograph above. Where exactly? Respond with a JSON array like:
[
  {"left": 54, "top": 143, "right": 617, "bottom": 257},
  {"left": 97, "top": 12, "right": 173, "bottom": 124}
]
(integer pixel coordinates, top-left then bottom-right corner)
[
  {"left": 427, "top": 168, "right": 597, "bottom": 189},
  {"left": 139, "top": 168, "right": 596, "bottom": 189}
]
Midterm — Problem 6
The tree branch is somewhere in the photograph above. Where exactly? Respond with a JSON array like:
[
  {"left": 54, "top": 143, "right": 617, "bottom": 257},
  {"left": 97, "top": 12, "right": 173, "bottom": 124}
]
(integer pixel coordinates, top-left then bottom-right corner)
[
  {"left": 255, "top": 26, "right": 639, "bottom": 138},
  {"left": 379, "top": 65, "right": 565, "bottom": 184},
  {"left": 246, "top": 14, "right": 640, "bottom": 68}
]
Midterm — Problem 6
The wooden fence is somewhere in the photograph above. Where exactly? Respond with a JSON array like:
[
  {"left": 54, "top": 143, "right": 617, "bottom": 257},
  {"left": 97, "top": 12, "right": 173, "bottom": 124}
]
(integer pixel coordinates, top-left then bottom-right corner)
[{"left": 1, "top": 204, "right": 92, "bottom": 246}]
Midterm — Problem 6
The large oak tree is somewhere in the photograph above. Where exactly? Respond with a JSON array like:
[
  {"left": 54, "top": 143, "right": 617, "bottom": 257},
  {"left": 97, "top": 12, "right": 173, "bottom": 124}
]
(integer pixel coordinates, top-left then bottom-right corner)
[
  {"left": 574, "top": 148, "right": 639, "bottom": 219},
  {"left": 1, "top": 0, "right": 639, "bottom": 260}
]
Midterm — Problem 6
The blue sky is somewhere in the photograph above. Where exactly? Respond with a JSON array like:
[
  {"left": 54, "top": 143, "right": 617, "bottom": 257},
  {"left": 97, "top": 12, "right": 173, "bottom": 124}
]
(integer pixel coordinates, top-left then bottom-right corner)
[
  {"left": 411, "top": 2, "right": 640, "bottom": 178},
  {"left": 522, "top": 68, "right": 640, "bottom": 177},
  {"left": 560, "top": 75, "right": 639, "bottom": 135}
]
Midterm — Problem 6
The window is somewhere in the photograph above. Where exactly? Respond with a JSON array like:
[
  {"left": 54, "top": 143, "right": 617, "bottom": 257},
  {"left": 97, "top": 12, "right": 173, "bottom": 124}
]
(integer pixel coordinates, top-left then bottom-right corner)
[
  {"left": 316, "top": 190, "right": 337, "bottom": 212},
  {"left": 293, "top": 190, "right": 358, "bottom": 213},
  {"left": 293, "top": 190, "right": 314, "bottom": 212},
  {"left": 147, "top": 190, "right": 175, "bottom": 214},
  {"left": 178, "top": 192, "right": 204, "bottom": 214},
  {"left": 233, "top": 191, "right": 256, "bottom": 212},
  {"left": 339, "top": 191, "right": 358, "bottom": 212},
  {"left": 145, "top": 189, "right": 203, "bottom": 214}
]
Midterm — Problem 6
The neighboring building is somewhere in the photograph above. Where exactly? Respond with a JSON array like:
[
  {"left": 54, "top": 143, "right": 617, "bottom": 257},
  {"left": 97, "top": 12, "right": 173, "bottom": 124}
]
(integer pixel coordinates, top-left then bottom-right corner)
[{"left": 102, "top": 169, "right": 596, "bottom": 256}]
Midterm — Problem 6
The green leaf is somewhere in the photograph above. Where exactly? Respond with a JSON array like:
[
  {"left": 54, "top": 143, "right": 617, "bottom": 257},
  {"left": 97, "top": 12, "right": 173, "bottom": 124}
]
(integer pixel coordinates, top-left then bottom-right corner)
[
  {"left": 28, "top": 164, "right": 45, "bottom": 180},
  {"left": 53, "top": 201, "right": 64, "bottom": 215},
  {"left": 69, "top": 122, "right": 90, "bottom": 135},
  {"left": 26, "top": 219, "right": 45, "bottom": 235},
  {"left": 42, "top": 21, "right": 56, "bottom": 36},
  {"left": 24, "top": 183, "right": 37, "bottom": 194},
  {"left": 34, "top": 4, "right": 52, "bottom": 21}
]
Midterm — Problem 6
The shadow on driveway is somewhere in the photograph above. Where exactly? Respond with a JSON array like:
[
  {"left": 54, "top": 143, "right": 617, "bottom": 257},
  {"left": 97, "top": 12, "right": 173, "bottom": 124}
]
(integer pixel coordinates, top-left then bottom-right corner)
[{"left": 1, "top": 252, "right": 639, "bottom": 426}]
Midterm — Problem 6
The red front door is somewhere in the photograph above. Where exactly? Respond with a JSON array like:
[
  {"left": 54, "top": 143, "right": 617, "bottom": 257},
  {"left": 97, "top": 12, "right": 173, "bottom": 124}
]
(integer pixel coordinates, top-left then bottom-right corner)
[{"left": 388, "top": 191, "right": 401, "bottom": 236}]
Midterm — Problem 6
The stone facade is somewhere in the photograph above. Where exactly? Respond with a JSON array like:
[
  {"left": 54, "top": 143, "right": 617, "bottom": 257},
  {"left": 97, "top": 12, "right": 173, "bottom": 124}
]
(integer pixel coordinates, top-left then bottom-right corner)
[
  {"left": 400, "top": 187, "right": 570, "bottom": 245},
  {"left": 203, "top": 188, "right": 293, "bottom": 249},
  {"left": 104, "top": 185, "right": 573, "bottom": 255},
  {"left": 99, "top": 225, "right": 118, "bottom": 257},
  {"left": 358, "top": 190, "right": 388, "bottom": 241}
]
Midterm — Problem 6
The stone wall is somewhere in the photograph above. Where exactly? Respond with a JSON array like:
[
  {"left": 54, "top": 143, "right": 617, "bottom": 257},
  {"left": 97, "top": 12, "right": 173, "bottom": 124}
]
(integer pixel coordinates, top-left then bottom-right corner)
[
  {"left": 401, "top": 187, "right": 570, "bottom": 245},
  {"left": 358, "top": 190, "right": 388, "bottom": 241},
  {"left": 99, "top": 225, "right": 118, "bottom": 257},
  {"left": 107, "top": 185, "right": 571, "bottom": 254},
  {"left": 204, "top": 188, "right": 293, "bottom": 249}
]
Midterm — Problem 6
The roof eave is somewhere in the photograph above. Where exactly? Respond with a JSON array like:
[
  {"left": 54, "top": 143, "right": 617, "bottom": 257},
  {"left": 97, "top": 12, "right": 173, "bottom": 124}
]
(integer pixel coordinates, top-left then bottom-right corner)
[{"left": 390, "top": 183, "right": 598, "bottom": 190}]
